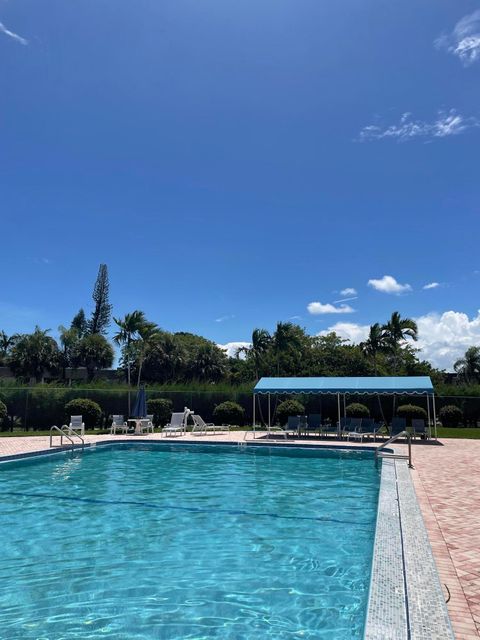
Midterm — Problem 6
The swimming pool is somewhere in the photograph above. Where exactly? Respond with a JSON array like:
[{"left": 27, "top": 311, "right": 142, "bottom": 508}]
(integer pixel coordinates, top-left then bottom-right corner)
[{"left": 0, "top": 443, "right": 380, "bottom": 639}]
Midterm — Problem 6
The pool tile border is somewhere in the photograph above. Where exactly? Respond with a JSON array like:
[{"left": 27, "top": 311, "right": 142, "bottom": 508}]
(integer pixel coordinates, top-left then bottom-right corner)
[{"left": 365, "top": 458, "right": 454, "bottom": 640}]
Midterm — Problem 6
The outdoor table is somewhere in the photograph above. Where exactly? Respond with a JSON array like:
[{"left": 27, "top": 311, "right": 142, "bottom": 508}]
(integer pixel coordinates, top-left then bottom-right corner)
[{"left": 127, "top": 418, "right": 145, "bottom": 435}]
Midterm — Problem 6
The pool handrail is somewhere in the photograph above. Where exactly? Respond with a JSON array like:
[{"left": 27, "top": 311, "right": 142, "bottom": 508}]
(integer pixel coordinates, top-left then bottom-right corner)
[
  {"left": 50, "top": 425, "right": 85, "bottom": 450},
  {"left": 375, "top": 430, "right": 412, "bottom": 468}
]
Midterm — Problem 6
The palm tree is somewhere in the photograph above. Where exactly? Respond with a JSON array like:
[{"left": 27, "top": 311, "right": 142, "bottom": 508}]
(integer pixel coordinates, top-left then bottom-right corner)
[
  {"left": 360, "top": 323, "right": 385, "bottom": 374},
  {"left": 113, "top": 311, "right": 148, "bottom": 413},
  {"left": 454, "top": 346, "right": 480, "bottom": 383},
  {"left": 237, "top": 328, "right": 272, "bottom": 380},
  {"left": 273, "top": 322, "right": 302, "bottom": 375},
  {"left": 113, "top": 311, "right": 147, "bottom": 386},
  {"left": 58, "top": 325, "right": 81, "bottom": 380},
  {"left": 135, "top": 321, "right": 161, "bottom": 388},
  {"left": 382, "top": 311, "right": 418, "bottom": 374},
  {"left": 8, "top": 327, "right": 60, "bottom": 382},
  {"left": 0, "top": 330, "right": 18, "bottom": 365}
]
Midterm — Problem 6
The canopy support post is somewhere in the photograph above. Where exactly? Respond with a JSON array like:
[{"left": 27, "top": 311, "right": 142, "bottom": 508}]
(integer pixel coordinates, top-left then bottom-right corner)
[
  {"left": 268, "top": 393, "right": 271, "bottom": 433},
  {"left": 432, "top": 394, "right": 437, "bottom": 440},
  {"left": 252, "top": 394, "right": 256, "bottom": 439},
  {"left": 337, "top": 393, "right": 341, "bottom": 439},
  {"left": 426, "top": 393, "right": 431, "bottom": 439}
]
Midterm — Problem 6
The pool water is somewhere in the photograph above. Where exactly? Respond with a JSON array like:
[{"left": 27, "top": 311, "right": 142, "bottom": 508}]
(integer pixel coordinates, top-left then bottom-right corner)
[{"left": 0, "top": 444, "right": 380, "bottom": 639}]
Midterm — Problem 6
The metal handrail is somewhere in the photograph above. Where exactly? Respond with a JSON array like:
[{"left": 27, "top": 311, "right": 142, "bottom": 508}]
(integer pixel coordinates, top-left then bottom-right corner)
[
  {"left": 49, "top": 425, "right": 84, "bottom": 450},
  {"left": 375, "top": 430, "right": 412, "bottom": 468}
]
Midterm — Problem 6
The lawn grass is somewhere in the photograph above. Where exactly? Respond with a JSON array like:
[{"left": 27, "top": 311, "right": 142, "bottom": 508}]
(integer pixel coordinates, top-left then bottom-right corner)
[{"left": 436, "top": 427, "right": 480, "bottom": 439}]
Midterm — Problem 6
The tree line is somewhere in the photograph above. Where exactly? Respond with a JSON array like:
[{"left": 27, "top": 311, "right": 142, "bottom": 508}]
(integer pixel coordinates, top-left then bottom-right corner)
[{"left": 1, "top": 265, "right": 480, "bottom": 387}]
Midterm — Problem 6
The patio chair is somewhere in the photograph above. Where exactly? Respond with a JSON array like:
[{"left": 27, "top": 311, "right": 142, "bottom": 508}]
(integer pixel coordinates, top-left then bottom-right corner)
[
  {"left": 345, "top": 418, "right": 364, "bottom": 441},
  {"left": 412, "top": 419, "right": 428, "bottom": 440},
  {"left": 336, "top": 417, "right": 351, "bottom": 434},
  {"left": 306, "top": 414, "right": 322, "bottom": 436},
  {"left": 297, "top": 415, "right": 308, "bottom": 436},
  {"left": 110, "top": 414, "right": 128, "bottom": 435},
  {"left": 65, "top": 415, "right": 85, "bottom": 437},
  {"left": 267, "top": 423, "right": 287, "bottom": 439},
  {"left": 162, "top": 412, "right": 187, "bottom": 437},
  {"left": 139, "top": 414, "right": 154, "bottom": 434},
  {"left": 192, "top": 414, "right": 229, "bottom": 435},
  {"left": 319, "top": 421, "right": 338, "bottom": 437},
  {"left": 286, "top": 415, "right": 300, "bottom": 435},
  {"left": 390, "top": 417, "right": 407, "bottom": 438}
]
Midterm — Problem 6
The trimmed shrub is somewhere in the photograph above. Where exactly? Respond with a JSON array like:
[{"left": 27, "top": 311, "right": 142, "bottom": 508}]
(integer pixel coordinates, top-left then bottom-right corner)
[
  {"left": 276, "top": 399, "right": 305, "bottom": 427},
  {"left": 64, "top": 399, "right": 102, "bottom": 429},
  {"left": 345, "top": 403, "right": 369, "bottom": 418},
  {"left": 439, "top": 405, "right": 463, "bottom": 428},
  {"left": 396, "top": 404, "right": 428, "bottom": 426},
  {"left": 0, "top": 400, "right": 7, "bottom": 426},
  {"left": 213, "top": 401, "right": 245, "bottom": 426},
  {"left": 147, "top": 398, "right": 173, "bottom": 427}
]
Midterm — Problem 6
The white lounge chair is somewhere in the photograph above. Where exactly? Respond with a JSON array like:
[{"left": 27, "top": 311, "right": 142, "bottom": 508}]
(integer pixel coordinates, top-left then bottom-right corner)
[
  {"left": 267, "top": 424, "right": 287, "bottom": 439},
  {"left": 64, "top": 415, "right": 85, "bottom": 436},
  {"left": 110, "top": 414, "right": 128, "bottom": 434},
  {"left": 162, "top": 412, "right": 187, "bottom": 437},
  {"left": 192, "top": 414, "right": 229, "bottom": 435},
  {"left": 139, "top": 414, "right": 154, "bottom": 434}
]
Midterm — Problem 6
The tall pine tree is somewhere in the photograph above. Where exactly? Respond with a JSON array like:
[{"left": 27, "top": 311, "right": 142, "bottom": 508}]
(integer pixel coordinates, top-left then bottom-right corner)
[{"left": 88, "top": 264, "right": 112, "bottom": 335}]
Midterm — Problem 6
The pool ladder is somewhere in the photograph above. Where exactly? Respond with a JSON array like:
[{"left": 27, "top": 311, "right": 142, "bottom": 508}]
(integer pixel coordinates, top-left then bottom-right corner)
[
  {"left": 49, "top": 425, "right": 85, "bottom": 450},
  {"left": 375, "top": 431, "right": 412, "bottom": 468}
]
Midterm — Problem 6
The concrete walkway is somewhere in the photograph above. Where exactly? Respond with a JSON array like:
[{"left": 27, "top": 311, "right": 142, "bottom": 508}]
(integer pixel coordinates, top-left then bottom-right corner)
[{"left": 1, "top": 432, "right": 478, "bottom": 638}]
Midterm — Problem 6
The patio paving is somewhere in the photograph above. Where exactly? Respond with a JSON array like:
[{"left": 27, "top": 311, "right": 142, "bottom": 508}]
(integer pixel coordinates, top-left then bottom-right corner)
[{"left": 0, "top": 432, "right": 478, "bottom": 638}]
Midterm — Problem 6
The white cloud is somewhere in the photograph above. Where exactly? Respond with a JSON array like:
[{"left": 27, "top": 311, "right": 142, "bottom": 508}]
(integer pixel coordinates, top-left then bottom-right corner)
[
  {"left": 307, "top": 301, "right": 355, "bottom": 315},
  {"left": 217, "top": 341, "right": 251, "bottom": 358},
  {"left": 368, "top": 275, "right": 412, "bottom": 295},
  {"left": 215, "top": 314, "right": 235, "bottom": 323},
  {"left": 358, "top": 110, "right": 479, "bottom": 142},
  {"left": 0, "top": 21, "right": 28, "bottom": 45},
  {"left": 318, "top": 322, "right": 370, "bottom": 343},
  {"left": 319, "top": 310, "right": 480, "bottom": 370},
  {"left": 415, "top": 311, "right": 480, "bottom": 370},
  {"left": 423, "top": 282, "right": 440, "bottom": 290},
  {"left": 340, "top": 287, "right": 357, "bottom": 296},
  {"left": 435, "top": 10, "right": 480, "bottom": 66}
]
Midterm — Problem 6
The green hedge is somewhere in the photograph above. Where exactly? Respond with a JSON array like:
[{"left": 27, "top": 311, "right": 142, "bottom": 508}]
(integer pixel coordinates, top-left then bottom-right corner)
[
  {"left": 439, "top": 405, "right": 463, "bottom": 428},
  {"left": 147, "top": 398, "right": 173, "bottom": 427},
  {"left": 276, "top": 399, "right": 305, "bottom": 427},
  {"left": 64, "top": 399, "right": 102, "bottom": 428},
  {"left": 345, "top": 403, "right": 369, "bottom": 418},
  {"left": 213, "top": 401, "right": 245, "bottom": 426},
  {"left": 396, "top": 404, "right": 428, "bottom": 426}
]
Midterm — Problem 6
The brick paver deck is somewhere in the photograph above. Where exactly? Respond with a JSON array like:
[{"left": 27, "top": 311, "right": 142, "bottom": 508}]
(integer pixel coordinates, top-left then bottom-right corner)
[{"left": 1, "top": 433, "right": 478, "bottom": 638}]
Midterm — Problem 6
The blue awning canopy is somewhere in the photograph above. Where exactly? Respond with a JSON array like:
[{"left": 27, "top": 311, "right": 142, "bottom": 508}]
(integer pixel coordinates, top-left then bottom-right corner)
[{"left": 254, "top": 376, "right": 434, "bottom": 395}]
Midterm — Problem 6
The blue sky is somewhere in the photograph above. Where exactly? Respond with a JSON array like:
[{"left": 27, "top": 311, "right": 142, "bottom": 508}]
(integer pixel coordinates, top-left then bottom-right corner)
[{"left": 1, "top": 0, "right": 480, "bottom": 370}]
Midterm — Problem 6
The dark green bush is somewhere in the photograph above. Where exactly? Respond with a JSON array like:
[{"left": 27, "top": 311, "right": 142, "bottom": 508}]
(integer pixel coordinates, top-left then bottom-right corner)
[
  {"left": 276, "top": 399, "right": 305, "bottom": 426},
  {"left": 439, "top": 405, "right": 463, "bottom": 428},
  {"left": 213, "top": 401, "right": 245, "bottom": 426},
  {"left": 0, "top": 400, "right": 7, "bottom": 425},
  {"left": 396, "top": 404, "right": 428, "bottom": 426},
  {"left": 345, "top": 403, "right": 369, "bottom": 418},
  {"left": 64, "top": 398, "right": 102, "bottom": 428},
  {"left": 147, "top": 398, "right": 173, "bottom": 427}
]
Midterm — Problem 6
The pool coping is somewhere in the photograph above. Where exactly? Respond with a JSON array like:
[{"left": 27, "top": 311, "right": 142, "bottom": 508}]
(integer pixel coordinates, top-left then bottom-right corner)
[
  {"left": 0, "top": 439, "right": 455, "bottom": 638},
  {"left": 365, "top": 457, "right": 454, "bottom": 640}
]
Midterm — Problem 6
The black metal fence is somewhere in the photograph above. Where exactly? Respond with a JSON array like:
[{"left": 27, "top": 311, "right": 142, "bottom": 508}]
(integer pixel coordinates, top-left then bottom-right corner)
[{"left": 0, "top": 388, "right": 479, "bottom": 430}]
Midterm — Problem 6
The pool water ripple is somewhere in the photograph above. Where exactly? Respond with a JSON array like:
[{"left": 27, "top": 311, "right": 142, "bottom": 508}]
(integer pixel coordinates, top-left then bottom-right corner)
[{"left": 0, "top": 443, "right": 380, "bottom": 639}]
